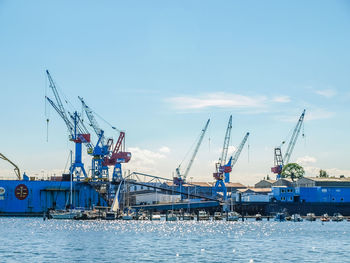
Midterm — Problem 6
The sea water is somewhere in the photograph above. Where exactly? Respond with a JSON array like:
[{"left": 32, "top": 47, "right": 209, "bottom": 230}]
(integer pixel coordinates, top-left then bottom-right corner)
[{"left": 0, "top": 218, "right": 349, "bottom": 262}]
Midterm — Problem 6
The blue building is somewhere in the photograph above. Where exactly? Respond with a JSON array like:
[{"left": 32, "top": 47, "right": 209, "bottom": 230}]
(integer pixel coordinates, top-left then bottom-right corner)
[{"left": 272, "top": 177, "right": 350, "bottom": 203}]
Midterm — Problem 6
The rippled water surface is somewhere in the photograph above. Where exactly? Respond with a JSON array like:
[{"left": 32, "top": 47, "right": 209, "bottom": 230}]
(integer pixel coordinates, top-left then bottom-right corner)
[{"left": 1, "top": 218, "right": 350, "bottom": 262}]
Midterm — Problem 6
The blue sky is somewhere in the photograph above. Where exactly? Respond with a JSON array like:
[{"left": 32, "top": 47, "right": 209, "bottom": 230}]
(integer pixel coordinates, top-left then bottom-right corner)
[{"left": 0, "top": 0, "right": 349, "bottom": 185}]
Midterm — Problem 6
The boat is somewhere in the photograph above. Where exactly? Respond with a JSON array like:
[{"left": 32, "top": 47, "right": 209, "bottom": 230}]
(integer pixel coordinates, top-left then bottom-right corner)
[
  {"left": 198, "top": 210, "right": 210, "bottom": 221},
  {"left": 213, "top": 212, "right": 223, "bottom": 220},
  {"left": 167, "top": 211, "right": 178, "bottom": 221},
  {"left": 50, "top": 209, "right": 83, "bottom": 220},
  {"left": 183, "top": 212, "right": 194, "bottom": 220},
  {"left": 255, "top": 213, "right": 262, "bottom": 221},
  {"left": 332, "top": 213, "right": 344, "bottom": 222},
  {"left": 105, "top": 211, "right": 117, "bottom": 220},
  {"left": 320, "top": 214, "right": 330, "bottom": 222},
  {"left": 227, "top": 211, "right": 240, "bottom": 221},
  {"left": 138, "top": 212, "right": 149, "bottom": 220},
  {"left": 305, "top": 213, "right": 316, "bottom": 221},
  {"left": 151, "top": 212, "right": 161, "bottom": 221},
  {"left": 274, "top": 212, "right": 286, "bottom": 222},
  {"left": 291, "top": 214, "right": 303, "bottom": 222}
]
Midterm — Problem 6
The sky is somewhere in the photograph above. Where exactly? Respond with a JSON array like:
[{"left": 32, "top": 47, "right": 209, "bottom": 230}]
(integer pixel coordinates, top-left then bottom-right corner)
[{"left": 0, "top": 0, "right": 350, "bottom": 185}]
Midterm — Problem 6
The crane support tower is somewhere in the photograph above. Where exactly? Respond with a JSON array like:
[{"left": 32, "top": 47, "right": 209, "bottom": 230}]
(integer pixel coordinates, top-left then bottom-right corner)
[
  {"left": 271, "top": 109, "right": 306, "bottom": 179},
  {"left": 173, "top": 119, "right": 210, "bottom": 185},
  {"left": 0, "top": 153, "right": 21, "bottom": 180}
]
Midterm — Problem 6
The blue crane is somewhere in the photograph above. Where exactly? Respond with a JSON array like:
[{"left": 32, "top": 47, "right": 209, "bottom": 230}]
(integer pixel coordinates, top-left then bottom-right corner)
[
  {"left": 223, "top": 132, "right": 250, "bottom": 183},
  {"left": 213, "top": 115, "right": 249, "bottom": 201},
  {"left": 78, "top": 96, "right": 112, "bottom": 180},
  {"left": 45, "top": 70, "right": 91, "bottom": 180},
  {"left": 271, "top": 109, "right": 306, "bottom": 179},
  {"left": 174, "top": 119, "right": 210, "bottom": 185},
  {"left": 213, "top": 116, "right": 233, "bottom": 201}
]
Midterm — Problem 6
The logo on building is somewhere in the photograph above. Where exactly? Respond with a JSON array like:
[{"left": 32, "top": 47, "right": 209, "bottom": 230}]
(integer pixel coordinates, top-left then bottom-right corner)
[
  {"left": 15, "top": 184, "right": 28, "bottom": 200},
  {"left": 0, "top": 187, "right": 5, "bottom": 195}
]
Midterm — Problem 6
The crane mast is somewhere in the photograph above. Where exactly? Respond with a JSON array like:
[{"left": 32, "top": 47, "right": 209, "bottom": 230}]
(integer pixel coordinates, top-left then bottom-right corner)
[
  {"left": 46, "top": 70, "right": 74, "bottom": 135},
  {"left": 219, "top": 115, "right": 232, "bottom": 166},
  {"left": 271, "top": 109, "right": 306, "bottom": 179},
  {"left": 224, "top": 132, "right": 250, "bottom": 183},
  {"left": 214, "top": 116, "right": 233, "bottom": 180},
  {"left": 174, "top": 119, "right": 210, "bottom": 184},
  {"left": 183, "top": 119, "right": 210, "bottom": 181},
  {"left": 78, "top": 96, "right": 105, "bottom": 145},
  {"left": 284, "top": 109, "right": 305, "bottom": 164}
]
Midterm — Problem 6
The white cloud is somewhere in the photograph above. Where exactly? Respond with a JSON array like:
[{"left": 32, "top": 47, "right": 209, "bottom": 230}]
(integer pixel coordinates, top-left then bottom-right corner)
[
  {"left": 305, "top": 109, "right": 335, "bottom": 121},
  {"left": 272, "top": 96, "right": 291, "bottom": 103},
  {"left": 296, "top": 155, "right": 317, "bottom": 166},
  {"left": 125, "top": 147, "right": 167, "bottom": 175},
  {"left": 159, "top": 146, "right": 171, "bottom": 153},
  {"left": 315, "top": 89, "right": 337, "bottom": 98},
  {"left": 167, "top": 92, "right": 267, "bottom": 110}
]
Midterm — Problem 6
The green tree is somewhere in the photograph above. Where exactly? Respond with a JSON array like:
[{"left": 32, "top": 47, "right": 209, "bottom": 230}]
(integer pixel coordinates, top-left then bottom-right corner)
[
  {"left": 319, "top": 169, "right": 329, "bottom": 178},
  {"left": 281, "top": 163, "right": 305, "bottom": 181}
]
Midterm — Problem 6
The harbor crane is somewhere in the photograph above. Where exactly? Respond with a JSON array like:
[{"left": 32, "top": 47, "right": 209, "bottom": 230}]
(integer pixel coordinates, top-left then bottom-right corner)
[
  {"left": 213, "top": 115, "right": 232, "bottom": 183},
  {"left": 79, "top": 97, "right": 111, "bottom": 180},
  {"left": 0, "top": 153, "right": 21, "bottom": 180},
  {"left": 271, "top": 109, "right": 306, "bottom": 179},
  {"left": 173, "top": 119, "right": 210, "bottom": 185},
  {"left": 45, "top": 70, "right": 91, "bottom": 180},
  {"left": 79, "top": 96, "right": 131, "bottom": 181},
  {"left": 213, "top": 116, "right": 250, "bottom": 201}
]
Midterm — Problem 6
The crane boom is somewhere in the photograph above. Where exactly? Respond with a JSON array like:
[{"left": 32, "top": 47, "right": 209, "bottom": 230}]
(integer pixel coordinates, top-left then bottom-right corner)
[
  {"left": 46, "top": 70, "right": 74, "bottom": 134},
  {"left": 230, "top": 132, "right": 250, "bottom": 169},
  {"left": 78, "top": 96, "right": 105, "bottom": 145},
  {"left": 0, "top": 153, "right": 21, "bottom": 180},
  {"left": 283, "top": 110, "right": 305, "bottom": 164},
  {"left": 219, "top": 115, "right": 232, "bottom": 166},
  {"left": 182, "top": 119, "right": 210, "bottom": 181}
]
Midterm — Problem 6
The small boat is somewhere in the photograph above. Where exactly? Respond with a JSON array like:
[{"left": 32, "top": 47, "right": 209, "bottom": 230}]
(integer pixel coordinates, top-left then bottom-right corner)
[
  {"left": 105, "top": 211, "right": 117, "bottom": 220},
  {"left": 50, "top": 209, "right": 82, "bottom": 220},
  {"left": 138, "top": 213, "right": 149, "bottom": 220},
  {"left": 291, "top": 214, "right": 303, "bottom": 222},
  {"left": 320, "top": 214, "right": 330, "bottom": 222},
  {"left": 227, "top": 211, "right": 240, "bottom": 221},
  {"left": 332, "top": 213, "right": 344, "bottom": 222},
  {"left": 167, "top": 211, "right": 178, "bottom": 221},
  {"left": 255, "top": 213, "right": 262, "bottom": 221},
  {"left": 198, "top": 210, "right": 210, "bottom": 221},
  {"left": 274, "top": 212, "right": 286, "bottom": 222},
  {"left": 122, "top": 210, "right": 135, "bottom": 220},
  {"left": 183, "top": 212, "right": 194, "bottom": 220},
  {"left": 305, "top": 213, "right": 316, "bottom": 221},
  {"left": 151, "top": 212, "right": 161, "bottom": 221},
  {"left": 214, "top": 212, "right": 223, "bottom": 220}
]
